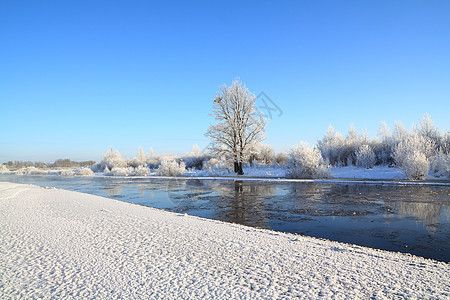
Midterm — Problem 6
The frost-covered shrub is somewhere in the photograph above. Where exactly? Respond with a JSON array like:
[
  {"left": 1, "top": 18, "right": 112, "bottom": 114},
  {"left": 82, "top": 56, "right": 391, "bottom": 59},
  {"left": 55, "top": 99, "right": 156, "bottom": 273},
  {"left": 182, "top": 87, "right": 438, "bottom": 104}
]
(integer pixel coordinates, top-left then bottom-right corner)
[
  {"left": 60, "top": 169, "right": 75, "bottom": 176},
  {"left": 286, "top": 143, "right": 330, "bottom": 179},
  {"left": 430, "top": 151, "right": 450, "bottom": 179},
  {"left": 401, "top": 152, "right": 430, "bottom": 180},
  {"left": 393, "top": 133, "right": 432, "bottom": 180},
  {"left": 202, "top": 157, "right": 233, "bottom": 174},
  {"left": 94, "top": 149, "right": 128, "bottom": 172},
  {"left": 355, "top": 145, "right": 376, "bottom": 169},
  {"left": 77, "top": 167, "right": 94, "bottom": 176},
  {"left": 0, "top": 164, "right": 9, "bottom": 173},
  {"left": 15, "top": 167, "right": 48, "bottom": 175},
  {"left": 108, "top": 167, "right": 131, "bottom": 176},
  {"left": 248, "top": 143, "right": 275, "bottom": 166},
  {"left": 156, "top": 159, "right": 186, "bottom": 176},
  {"left": 134, "top": 165, "right": 150, "bottom": 176}
]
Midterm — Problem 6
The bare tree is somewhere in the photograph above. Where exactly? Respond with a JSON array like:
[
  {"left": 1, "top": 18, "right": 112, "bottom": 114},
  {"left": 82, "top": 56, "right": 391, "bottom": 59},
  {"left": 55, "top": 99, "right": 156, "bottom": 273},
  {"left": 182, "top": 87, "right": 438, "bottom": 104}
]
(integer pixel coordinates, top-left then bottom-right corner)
[{"left": 206, "top": 79, "right": 266, "bottom": 175}]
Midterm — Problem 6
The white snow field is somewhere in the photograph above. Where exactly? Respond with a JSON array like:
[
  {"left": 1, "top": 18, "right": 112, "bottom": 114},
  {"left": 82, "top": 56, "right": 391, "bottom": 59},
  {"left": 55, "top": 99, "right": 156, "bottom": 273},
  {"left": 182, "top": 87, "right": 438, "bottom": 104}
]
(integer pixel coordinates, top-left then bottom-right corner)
[{"left": 0, "top": 182, "right": 448, "bottom": 299}]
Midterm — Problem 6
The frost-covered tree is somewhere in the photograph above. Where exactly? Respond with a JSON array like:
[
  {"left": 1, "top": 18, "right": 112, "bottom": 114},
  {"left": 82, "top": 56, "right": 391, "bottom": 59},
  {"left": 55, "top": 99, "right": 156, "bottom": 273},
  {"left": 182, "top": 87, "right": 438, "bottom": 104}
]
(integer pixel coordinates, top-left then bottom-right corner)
[
  {"left": 415, "top": 113, "right": 440, "bottom": 146},
  {"left": 441, "top": 133, "right": 450, "bottom": 154},
  {"left": 286, "top": 142, "right": 330, "bottom": 179},
  {"left": 392, "top": 121, "right": 409, "bottom": 146},
  {"left": 317, "top": 125, "right": 345, "bottom": 166},
  {"left": 131, "top": 147, "right": 150, "bottom": 167},
  {"left": 393, "top": 132, "right": 435, "bottom": 180},
  {"left": 401, "top": 151, "right": 430, "bottom": 180},
  {"left": 376, "top": 121, "right": 393, "bottom": 165},
  {"left": 430, "top": 151, "right": 450, "bottom": 179},
  {"left": 205, "top": 79, "right": 266, "bottom": 175},
  {"left": 355, "top": 145, "right": 376, "bottom": 169},
  {"left": 343, "top": 124, "right": 361, "bottom": 166}
]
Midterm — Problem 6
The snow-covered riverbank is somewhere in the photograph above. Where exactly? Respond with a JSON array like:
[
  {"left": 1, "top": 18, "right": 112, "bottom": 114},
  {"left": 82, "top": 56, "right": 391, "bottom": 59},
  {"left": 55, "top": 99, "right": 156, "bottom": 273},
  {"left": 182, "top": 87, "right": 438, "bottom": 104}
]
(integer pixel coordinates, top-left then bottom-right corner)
[{"left": 0, "top": 182, "right": 448, "bottom": 298}]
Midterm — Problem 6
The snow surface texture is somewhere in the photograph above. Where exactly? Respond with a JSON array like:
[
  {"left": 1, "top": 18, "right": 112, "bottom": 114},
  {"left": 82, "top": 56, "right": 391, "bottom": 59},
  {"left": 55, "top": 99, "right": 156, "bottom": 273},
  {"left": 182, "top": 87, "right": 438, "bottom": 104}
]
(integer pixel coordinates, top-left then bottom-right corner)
[{"left": 0, "top": 182, "right": 448, "bottom": 299}]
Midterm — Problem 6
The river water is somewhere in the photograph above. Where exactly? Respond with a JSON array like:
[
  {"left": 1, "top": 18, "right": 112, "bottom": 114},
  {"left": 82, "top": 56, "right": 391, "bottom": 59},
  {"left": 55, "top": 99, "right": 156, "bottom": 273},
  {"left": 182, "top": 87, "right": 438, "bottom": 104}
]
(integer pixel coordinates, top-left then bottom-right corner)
[{"left": 1, "top": 175, "right": 449, "bottom": 262}]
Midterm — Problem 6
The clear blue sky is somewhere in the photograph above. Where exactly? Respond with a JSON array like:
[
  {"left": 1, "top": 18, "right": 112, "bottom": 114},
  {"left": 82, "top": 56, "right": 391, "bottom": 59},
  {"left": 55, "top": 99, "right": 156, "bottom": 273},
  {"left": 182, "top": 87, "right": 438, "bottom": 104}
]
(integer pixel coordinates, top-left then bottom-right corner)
[{"left": 1, "top": 0, "right": 449, "bottom": 162}]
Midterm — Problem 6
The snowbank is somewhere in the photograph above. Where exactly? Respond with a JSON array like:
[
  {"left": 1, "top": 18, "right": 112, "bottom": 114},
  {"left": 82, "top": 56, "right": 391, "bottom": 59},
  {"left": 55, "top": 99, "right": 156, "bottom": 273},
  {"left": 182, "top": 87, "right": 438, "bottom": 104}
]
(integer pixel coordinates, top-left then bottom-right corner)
[
  {"left": 0, "top": 182, "right": 448, "bottom": 299},
  {"left": 331, "top": 166, "right": 406, "bottom": 180}
]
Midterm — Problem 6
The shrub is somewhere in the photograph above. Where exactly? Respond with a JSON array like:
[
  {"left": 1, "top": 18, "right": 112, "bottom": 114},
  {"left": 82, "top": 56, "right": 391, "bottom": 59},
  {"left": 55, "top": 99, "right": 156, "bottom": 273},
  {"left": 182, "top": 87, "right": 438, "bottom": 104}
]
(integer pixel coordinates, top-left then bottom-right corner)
[
  {"left": 0, "top": 164, "right": 9, "bottom": 173},
  {"left": 134, "top": 165, "right": 150, "bottom": 176},
  {"left": 430, "top": 151, "right": 450, "bottom": 179},
  {"left": 393, "top": 132, "right": 435, "bottom": 180},
  {"left": 183, "top": 155, "right": 210, "bottom": 170},
  {"left": 202, "top": 158, "right": 232, "bottom": 175},
  {"left": 109, "top": 167, "right": 130, "bottom": 176},
  {"left": 94, "top": 149, "right": 128, "bottom": 171},
  {"left": 248, "top": 143, "right": 276, "bottom": 166},
  {"left": 181, "top": 145, "right": 210, "bottom": 170},
  {"left": 156, "top": 159, "right": 186, "bottom": 176},
  {"left": 60, "top": 169, "right": 75, "bottom": 176},
  {"left": 355, "top": 145, "right": 376, "bottom": 169},
  {"left": 77, "top": 168, "right": 94, "bottom": 176},
  {"left": 286, "top": 142, "right": 330, "bottom": 179},
  {"left": 401, "top": 151, "right": 430, "bottom": 180},
  {"left": 13, "top": 167, "right": 48, "bottom": 175}
]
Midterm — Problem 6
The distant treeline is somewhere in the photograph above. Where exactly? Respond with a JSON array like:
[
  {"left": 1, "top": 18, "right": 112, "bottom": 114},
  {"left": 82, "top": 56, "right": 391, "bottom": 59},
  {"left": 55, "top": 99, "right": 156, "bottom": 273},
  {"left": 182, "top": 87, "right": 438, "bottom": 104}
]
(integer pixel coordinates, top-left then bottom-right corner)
[{"left": 4, "top": 159, "right": 96, "bottom": 170}]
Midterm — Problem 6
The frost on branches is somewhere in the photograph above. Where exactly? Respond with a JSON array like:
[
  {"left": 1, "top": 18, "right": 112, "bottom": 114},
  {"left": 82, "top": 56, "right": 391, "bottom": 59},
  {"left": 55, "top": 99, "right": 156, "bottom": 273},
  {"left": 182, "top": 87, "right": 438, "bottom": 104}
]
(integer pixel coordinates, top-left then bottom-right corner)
[
  {"left": 205, "top": 79, "right": 266, "bottom": 175},
  {"left": 92, "top": 149, "right": 128, "bottom": 172},
  {"left": 286, "top": 142, "right": 330, "bottom": 179},
  {"left": 355, "top": 145, "right": 376, "bottom": 169},
  {"left": 156, "top": 159, "right": 186, "bottom": 176}
]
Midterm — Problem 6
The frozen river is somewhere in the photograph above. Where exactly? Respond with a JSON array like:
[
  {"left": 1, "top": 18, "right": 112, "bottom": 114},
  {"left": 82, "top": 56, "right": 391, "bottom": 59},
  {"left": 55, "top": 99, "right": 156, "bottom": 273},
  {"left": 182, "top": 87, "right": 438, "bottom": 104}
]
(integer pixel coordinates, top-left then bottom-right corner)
[{"left": 1, "top": 175, "right": 449, "bottom": 262}]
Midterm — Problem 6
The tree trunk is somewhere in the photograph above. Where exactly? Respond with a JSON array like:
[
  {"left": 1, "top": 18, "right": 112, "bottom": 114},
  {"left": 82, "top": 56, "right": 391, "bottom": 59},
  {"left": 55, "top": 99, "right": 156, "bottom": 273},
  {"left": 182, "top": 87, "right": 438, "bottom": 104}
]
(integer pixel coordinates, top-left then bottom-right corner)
[
  {"left": 237, "top": 162, "right": 244, "bottom": 175},
  {"left": 234, "top": 161, "right": 244, "bottom": 175}
]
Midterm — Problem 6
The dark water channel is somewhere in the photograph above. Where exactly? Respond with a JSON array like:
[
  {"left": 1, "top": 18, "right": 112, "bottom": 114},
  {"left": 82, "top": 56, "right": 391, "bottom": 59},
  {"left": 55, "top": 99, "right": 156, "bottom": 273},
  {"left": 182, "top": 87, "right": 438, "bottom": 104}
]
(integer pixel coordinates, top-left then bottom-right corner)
[{"left": 1, "top": 175, "right": 449, "bottom": 262}]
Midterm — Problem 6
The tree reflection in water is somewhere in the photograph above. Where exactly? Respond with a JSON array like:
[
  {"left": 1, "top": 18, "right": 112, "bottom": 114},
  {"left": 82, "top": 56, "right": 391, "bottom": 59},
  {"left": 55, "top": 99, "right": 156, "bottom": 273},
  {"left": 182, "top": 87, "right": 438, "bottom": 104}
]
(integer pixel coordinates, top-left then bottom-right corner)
[{"left": 214, "top": 181, "right": 275, "bottom": 228}]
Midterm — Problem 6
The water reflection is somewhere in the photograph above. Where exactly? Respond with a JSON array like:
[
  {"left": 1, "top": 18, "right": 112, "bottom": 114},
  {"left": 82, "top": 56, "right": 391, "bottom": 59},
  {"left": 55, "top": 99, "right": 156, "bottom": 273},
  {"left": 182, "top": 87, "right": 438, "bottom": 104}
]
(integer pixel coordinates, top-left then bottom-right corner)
[
  {"left": 105, "top": 183, "right": 123, "bottom": 198},
  {"left": 0, "top": 174, "right": 448, "bottom": 262},
  {"left": 207, "top": 181, "right": 275, "bottom": 228}
]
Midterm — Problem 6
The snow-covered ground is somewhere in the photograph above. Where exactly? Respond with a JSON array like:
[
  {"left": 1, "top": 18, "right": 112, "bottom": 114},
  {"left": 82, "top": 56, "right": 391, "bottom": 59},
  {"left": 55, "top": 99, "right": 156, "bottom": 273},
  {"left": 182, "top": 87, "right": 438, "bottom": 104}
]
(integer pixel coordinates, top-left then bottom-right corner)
[
  {"left": 330, "top": 166, "right": 406, "bottom": 180},
  {"left": 1, "top": 182, "right": 448, "bottom": 299}
]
